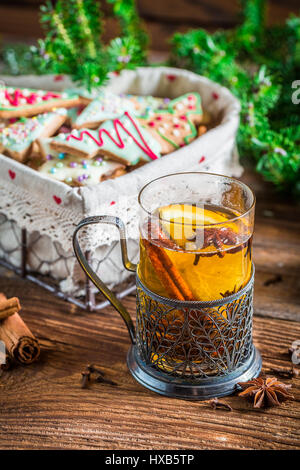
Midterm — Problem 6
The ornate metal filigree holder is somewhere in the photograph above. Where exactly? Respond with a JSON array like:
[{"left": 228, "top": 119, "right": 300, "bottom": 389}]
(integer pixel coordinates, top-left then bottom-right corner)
[{"left": 127, "top": 271, "right": 261, "bottom": 400}]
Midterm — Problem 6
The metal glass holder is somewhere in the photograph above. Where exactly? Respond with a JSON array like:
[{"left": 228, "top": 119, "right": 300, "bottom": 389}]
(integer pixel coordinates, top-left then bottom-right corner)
[{"left": 127, "top": 270, "right": 261, "bottom": 400}]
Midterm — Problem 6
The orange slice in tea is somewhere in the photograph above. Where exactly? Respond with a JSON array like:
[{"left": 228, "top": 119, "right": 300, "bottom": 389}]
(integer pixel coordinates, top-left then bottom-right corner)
[{"left": 159, "top": 204, "right": 229, "bottom": 248}]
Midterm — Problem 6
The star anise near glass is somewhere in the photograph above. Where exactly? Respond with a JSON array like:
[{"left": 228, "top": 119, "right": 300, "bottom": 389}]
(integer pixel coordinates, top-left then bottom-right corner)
[{"left": 238, "top": 377, "right": 294, "bottom": 408}]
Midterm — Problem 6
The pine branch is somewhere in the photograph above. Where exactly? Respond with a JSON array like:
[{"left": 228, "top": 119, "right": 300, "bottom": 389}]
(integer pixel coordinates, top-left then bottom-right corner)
[
  {"left": 235, "top": 0, "right": 266, "bottom": 55},
  {"left": 170, "top": 4, "right": 300, "bottom": 196},
  {"left": 29, "top": 0, "right": 148, "bottom": 89},
  {"left": 108, "top": 0, "right": 148, "bottom": 61}
]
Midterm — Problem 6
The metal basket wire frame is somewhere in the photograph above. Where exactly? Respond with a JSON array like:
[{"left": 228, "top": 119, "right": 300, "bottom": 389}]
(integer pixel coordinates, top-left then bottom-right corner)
[{"left": 0, "top": 213, "right": 135, "bottom": 311}]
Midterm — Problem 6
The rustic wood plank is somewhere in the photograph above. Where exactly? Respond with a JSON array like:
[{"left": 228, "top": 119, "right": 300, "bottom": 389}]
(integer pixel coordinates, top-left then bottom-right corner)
[
  {"left": 138, "top": 0, "right": 238, "bottom": 25},
  {"left": 0, "top": 272, "right": 299, "bottom": 450},
  {"left": 0, "top": 6, "right": 43, "bottom": 38},
  {"left": 139, "top": 0, "right": 300, "bottom": 25},
  {"left": 0, "top": 1, "right": 299, "bottom": 51},
  {"left": 237, "top": 170, "right": 300, "bottom": 322},
  {"left": 0, "top": 158, "right": 299, "bottom": 448},
  {"left": 254, "top": 271, "right": 300, "bottom": 321},
  {"left": 2, "top": 0, "right": 299, "bottom": 25}
]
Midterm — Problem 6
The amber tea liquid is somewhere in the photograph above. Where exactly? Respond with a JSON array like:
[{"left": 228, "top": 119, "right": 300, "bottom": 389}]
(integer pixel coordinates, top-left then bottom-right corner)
[{"left": 138, "top": 203, "right": 252, "bottom": 302}]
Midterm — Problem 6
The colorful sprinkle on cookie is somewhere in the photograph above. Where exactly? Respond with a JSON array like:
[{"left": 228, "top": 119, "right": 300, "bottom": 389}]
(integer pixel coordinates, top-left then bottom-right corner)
[
  {"left": 38, "top": 153, "right": 125, "bottom": 187},
  {"left": 0, "top": 110, "right": 67, "bottom": 162},
  {"left": 137, "top": 92, "right": 203, "bottom": 154},
  {"left": 73, "top": 90, "right": 135, "bottom": 129}
]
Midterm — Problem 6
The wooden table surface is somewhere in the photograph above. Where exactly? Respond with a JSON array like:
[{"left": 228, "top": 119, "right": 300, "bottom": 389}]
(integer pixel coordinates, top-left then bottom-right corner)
[{"left": 0, "top": 170, "right": 299, "bottom": 450}]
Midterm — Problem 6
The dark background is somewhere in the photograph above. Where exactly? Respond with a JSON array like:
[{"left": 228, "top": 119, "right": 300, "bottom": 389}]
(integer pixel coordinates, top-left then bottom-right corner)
[{"left": 1, "top": 0, "right": 299, "bottom": 51}]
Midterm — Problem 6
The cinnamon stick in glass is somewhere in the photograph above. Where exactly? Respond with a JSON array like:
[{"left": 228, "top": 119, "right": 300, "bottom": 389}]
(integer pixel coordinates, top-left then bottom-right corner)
[
  {"left": 143, "top": 221, "right": 195, "bottom": 301},
  {"left": 0, "top": 293, "right": 40, "bottom": 365}
]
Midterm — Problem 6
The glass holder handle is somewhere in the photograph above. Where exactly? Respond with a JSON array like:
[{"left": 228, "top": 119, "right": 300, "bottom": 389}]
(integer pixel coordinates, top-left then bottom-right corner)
[{"left": 73, "top": 215, "right": 137, "bottom": 344}]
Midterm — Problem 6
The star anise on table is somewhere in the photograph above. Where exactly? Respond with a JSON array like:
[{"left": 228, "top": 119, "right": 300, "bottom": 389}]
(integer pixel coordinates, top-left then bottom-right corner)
[{"left": 238, "top": 377, "right": 294, "bottom": 408}]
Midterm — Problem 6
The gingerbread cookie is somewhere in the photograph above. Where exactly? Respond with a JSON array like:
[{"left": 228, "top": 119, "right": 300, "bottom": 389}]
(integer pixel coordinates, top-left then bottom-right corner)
[
  {"left": 0, "top": 86, "right": 81, "bottom": 119},
  {"left": 50, "top": 128, "right": 100, "bottom": 159},
  {"left": 0, "top": 110, "right": 67, "bottom": 162},
  {"left": 50, "top": 111, "right": 162, "bottom": 165},
  {"left": 38, "top": 151, "right": 125, "bottom": 187},
  {"left": 138, "top": 92, "right": 203, "bottom": 154},
  {"left": 73, "top": 90, "right": 135, "bottom": 129}
]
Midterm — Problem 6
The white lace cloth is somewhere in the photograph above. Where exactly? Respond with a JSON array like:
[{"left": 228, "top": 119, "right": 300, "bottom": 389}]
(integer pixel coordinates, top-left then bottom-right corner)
[{"left": 0, "top": 67, "right": 241, "bottom": 293}]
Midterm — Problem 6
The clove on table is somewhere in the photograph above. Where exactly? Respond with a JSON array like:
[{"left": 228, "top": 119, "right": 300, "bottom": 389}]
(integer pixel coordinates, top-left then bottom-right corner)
[
  {"left": 96, "top": 375, "right": 117, "bottom": 386},
  {"left": 80, "top": 364, "right": 117, "bottom": 389},
  {"left": 267, "top": 366, "right": 299, "bottom": 379},
  {"left": 208, "top": 398, "right": 233, "bottom": 412},
  {"left": 81, "top": 370, "right": 91, "bottom": 389}
]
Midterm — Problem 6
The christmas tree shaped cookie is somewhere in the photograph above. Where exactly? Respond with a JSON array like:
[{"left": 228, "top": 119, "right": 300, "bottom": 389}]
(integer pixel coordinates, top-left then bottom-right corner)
[
  {"left": 0, "top": 86, "right": 80, "bottom": 119},
  {"left": 50, "top": 111, "right": 162, "bottom": 165},
  {"left": 0, "top": 110, "right": 67, "bottom": 162},
  {"left": 137, "top": 92, "right": 203, "bottom": 154}
]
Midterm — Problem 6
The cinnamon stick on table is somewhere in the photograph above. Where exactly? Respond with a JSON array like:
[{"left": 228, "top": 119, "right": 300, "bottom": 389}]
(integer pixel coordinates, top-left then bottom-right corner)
[
  {"left": 0, "top": 293, "right": 40, "bottom": 365},
  {"left": 0, "top": 296, "right": 20, "bottom": 320}
]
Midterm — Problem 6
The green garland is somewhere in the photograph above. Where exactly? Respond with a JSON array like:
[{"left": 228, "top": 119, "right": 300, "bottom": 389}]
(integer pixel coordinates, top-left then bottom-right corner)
[{"left": 170, "top": 1, "right": 300, "bottom": 196}]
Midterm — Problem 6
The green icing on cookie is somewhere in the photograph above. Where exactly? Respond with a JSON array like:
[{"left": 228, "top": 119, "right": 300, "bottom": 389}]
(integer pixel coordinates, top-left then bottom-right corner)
[
  {"left": 75, "top": 90, "right": 135, "bottom": 127},
  {"left": 138, "top": 92, "right": 202, "bottom": 150}
]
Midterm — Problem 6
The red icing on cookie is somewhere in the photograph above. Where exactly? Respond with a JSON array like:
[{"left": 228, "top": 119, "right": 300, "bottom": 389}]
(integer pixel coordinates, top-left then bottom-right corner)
[
  {"left": 110, "top": 201, "right": 116, "bottom": 206},
  {"left": 8, "top": 169, "right": 16, "bottom": 180},
  {"left": 199, "top": 156, "right": 206, "bottom": 163},
  {"left": 4, "top": 88, "right": 61, "bottom": 107},
  {"left": 27, "top": 93, "right": 38, "bottom": 104},
  {"left": 43, "top": 92, "right": 60, "bottom": 101},
  {"left": 67, "top": 112, "right": 159, "bottom": 161}
]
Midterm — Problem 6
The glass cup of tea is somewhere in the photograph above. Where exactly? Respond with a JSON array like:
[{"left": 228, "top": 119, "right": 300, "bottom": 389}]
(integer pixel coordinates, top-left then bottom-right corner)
[{"left": 73, "top": 172, "right": 261, "bottom": 399}]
